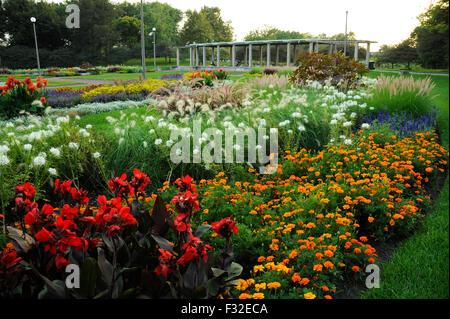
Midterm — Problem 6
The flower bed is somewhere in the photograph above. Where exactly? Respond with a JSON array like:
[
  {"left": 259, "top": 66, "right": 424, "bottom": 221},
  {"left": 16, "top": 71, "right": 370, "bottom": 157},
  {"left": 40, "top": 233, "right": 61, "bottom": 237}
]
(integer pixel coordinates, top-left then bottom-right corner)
[{"left": 0, "top": 68, "right": 448, "bottom": 299}]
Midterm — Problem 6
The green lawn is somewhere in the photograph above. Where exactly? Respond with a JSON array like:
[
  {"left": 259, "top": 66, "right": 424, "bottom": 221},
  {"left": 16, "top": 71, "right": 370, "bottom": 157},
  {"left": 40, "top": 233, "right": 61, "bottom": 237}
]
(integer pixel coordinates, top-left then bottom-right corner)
[{"left": 362, "top": 72, "right": 449, "bottom": 299}]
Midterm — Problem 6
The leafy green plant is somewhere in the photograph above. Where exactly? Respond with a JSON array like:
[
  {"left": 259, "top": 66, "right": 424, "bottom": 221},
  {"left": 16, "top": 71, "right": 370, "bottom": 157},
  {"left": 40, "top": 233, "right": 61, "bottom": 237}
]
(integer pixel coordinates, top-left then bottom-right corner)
[{"left": 290, "top": 52, "right": 368, "bottom": 90}]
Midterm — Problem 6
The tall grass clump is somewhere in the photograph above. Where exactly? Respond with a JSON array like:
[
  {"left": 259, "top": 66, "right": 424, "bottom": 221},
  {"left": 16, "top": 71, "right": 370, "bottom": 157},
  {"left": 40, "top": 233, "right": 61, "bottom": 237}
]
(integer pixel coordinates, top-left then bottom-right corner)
[
  {"left": 367, "top": 74, "right": 437, "bottom": 117},
  {"left": 250, "top": 74, "right": 292, "bottom": 91}
]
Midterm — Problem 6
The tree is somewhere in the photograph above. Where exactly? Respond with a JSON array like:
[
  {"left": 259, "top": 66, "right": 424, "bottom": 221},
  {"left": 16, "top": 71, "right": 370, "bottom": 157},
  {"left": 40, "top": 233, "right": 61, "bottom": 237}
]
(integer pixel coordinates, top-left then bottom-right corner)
[
  {"left": 244, "top": 25, "right": 312, "bottom": 41},
  {"left": 114, "top": 16, "right": 141, "bottom": 48},
  {"left": 410, "top": 0, "right": 449, "bottom": 68},
  {"left": 180, "top": 10, "right": 214, "bottom": 44},
  {"left": 393, "top": 39, "right": 419, "bottom": 69},
  {"left": 68, "top": 0, "right": 118, "bottom": 57},
  {"left": 374, "top": 44, "right": 396, "bottom": 68},
  {"left": 0, "top": 0, "right": 68, "bottom": 50},
  {"left": 199, "top": 6, "right": 233, "bottom": 42}
]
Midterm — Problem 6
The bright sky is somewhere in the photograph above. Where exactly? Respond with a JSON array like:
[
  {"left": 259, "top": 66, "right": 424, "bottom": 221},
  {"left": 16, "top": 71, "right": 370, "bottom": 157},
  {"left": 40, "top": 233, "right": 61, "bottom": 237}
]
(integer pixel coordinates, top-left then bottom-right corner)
[{"left": 49, "top": 0, "right": 435, "bottom": 51}]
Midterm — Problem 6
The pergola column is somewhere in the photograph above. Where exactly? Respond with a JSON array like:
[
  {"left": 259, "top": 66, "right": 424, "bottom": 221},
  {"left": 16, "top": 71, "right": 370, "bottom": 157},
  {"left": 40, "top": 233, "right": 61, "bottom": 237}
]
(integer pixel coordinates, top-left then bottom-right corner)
[
  {"left": 248, "top": 44, "right": 253, "bottom": 67},
  {"left": 176, "top": 48, "right": 180, "bottom": 67},
  {"left": 202, "top": 46, "right": 206, "bottom": 67},
  {"left": 333, "top": 44, "right": 337, "bottom": 53},
  {"left": 309, "top": 42, "right": 313, "bottom": 53},
  {"left": 231, "top": 45, "right": 236, "bottom": 67},
  {"left": 286, "top": 43, "right": 291, "bottom": 67},
  {"left": 244, "top": 46, "right": 248, "bottom": 67},
  {"left": 266, "top": 43, "right": 271, "bottom": 66},
  {"left": 260, "top": 45, "right": 263, "bottom": 66},
  {"left": 365, "top": 42, "right": 370, "bottom": 66},
  {"left": 314, "top": 42, "right": 319, "bottom": 53},
  {"left": 293, "top": 44, "right": 297, "bottom": 64},
  {"left": 189, "top": 47, "right": 193, "bottom": 67},
  {"left": 217, "top": 46, "right": 220, "bottom": 67},
  {"left": 328, "top": 44, "right": 333, "bottom": 55},
  {"left": 195, "top": 47, "right": 199, "bottom": 66},
  {"left": 211, "top": 46, "right": 215, "bottom": 65},
  {"left": 354, "top": 43, "right": 359, "bottom": 61},
  {"left": 275, "top": 45, "right": 279, "bottom": 66}
]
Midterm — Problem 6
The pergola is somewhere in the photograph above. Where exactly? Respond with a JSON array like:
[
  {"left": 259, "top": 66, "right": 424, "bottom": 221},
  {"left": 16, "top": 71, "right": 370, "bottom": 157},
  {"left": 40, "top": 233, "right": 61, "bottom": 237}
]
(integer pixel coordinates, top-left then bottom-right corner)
[{"left": 175, "top": 38, "right": 377, "bottom": 69}]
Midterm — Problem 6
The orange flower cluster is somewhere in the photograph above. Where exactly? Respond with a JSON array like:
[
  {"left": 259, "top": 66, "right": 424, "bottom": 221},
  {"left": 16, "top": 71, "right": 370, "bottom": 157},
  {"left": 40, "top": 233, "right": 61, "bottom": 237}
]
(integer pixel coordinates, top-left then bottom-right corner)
[{"left": 189, "top": 131, "right": 448, "bottom": 299}]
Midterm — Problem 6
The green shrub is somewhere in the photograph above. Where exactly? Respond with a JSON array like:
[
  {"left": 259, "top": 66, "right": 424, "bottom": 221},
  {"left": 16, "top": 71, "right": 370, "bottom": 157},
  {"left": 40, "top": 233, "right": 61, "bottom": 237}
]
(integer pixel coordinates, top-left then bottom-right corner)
[
  {"left": 290, "top": 52, "right": 368, "bottom": 90},
  {"left": 249, "top": 67, "right": 263, "bottom": 74}
]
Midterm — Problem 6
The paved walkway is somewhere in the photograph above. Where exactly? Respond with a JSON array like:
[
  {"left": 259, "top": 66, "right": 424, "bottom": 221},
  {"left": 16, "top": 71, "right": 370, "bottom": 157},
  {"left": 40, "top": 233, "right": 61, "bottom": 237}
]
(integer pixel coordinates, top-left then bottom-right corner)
[{"left": 375, "top": 69, "right": 449, "bottom": 76}]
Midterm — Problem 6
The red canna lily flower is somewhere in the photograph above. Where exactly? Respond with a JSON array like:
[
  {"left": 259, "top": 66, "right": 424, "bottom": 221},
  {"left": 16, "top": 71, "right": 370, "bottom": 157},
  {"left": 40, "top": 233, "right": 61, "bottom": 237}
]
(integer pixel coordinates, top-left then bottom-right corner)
[
  {"left": 35, "top": 227, "right": 55, "bottom": 242},
  {"left": 211, "top": 215, "right": 238, "bottom": 238}
]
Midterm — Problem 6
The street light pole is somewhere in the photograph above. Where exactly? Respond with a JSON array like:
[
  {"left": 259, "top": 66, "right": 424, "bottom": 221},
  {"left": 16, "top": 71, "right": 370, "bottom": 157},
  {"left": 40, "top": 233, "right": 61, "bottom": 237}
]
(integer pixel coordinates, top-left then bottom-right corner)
[
  {"left": 152, "top": 28, "right": 156, "bottom": 70},
  {"left": 30, "top": 17, "right": 41, "bottom": 75},
  {"left": 344, "top": 10, "right": 348, "bottom": 56},
  {"left": 140, "top": 0, "right": 146, "bottom": 80}
]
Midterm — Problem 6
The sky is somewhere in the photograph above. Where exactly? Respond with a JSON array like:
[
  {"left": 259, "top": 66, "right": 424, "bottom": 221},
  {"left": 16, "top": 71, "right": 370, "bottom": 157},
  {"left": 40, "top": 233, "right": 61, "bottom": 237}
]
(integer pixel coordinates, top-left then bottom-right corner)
[{"left": 48, "top": 0, "right": 435, "bottom": 51}]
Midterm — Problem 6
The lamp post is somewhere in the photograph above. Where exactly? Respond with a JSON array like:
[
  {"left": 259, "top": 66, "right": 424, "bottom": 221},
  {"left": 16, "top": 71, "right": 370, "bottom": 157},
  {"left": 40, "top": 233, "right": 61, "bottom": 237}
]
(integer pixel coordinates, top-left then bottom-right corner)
[
  {"left": 149, "top": 27, "right": 156, "bottom": 70},
  {"left": 139, "top": 0, "right": 146, "bottom": 80},
  {"left": 30, "top": 17, "right": 41, "bottom": 75},
  {"left": 344, "top": 10, "right": 348, "bottom": 56}
]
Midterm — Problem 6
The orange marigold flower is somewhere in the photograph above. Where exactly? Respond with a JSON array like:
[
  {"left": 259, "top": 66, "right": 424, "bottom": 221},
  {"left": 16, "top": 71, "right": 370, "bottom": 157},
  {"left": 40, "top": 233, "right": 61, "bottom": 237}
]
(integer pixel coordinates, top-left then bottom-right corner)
[
  {"left": 352, "top": 266, "right": 360, "bottom": 272},
  {"left": 324, "top": 261, "right": 334, "bottom": 269},
  {"left": 300, "top": 277, "right": 310, "bottom": 285},
  {"left": 289, "top": 250, "right": 298, "bottom": 259},
  {"left": 313, "top": 264, "right": 323, "bottom": 271},
  {"left": 252, "top": 292, "right": 264, "bottom": 299},
  {"left": 368, "top": 216, "right": 374, "bottom": 223},
  {"left": 239, "top": 293, "right": 251, "bottom": 299},
  {"left": 267, "top": 282, "right": 281, "bottom": 289}
]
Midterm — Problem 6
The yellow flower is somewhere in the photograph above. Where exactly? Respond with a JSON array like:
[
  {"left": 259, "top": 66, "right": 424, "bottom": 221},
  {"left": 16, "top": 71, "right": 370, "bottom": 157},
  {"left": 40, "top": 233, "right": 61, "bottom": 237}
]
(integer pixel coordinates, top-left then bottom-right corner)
[{"left": 304, "top": 292, "right": 316, "bottom": 299}]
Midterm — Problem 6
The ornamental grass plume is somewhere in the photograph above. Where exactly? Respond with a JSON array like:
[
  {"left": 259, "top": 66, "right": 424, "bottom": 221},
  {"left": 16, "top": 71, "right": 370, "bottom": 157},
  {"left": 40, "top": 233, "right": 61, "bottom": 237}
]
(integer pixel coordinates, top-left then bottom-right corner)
[{"left": 367, "top": 74, "right": 437, "bottom": 117}]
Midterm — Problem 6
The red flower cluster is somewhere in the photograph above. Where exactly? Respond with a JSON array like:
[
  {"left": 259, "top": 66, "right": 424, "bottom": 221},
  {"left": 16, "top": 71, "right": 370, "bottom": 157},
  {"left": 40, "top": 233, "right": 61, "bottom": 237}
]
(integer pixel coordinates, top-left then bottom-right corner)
[
  {"left": 0, "top": 247, "right": 22, "bottom": 276},
  {"left": 54, "top": 179, "right": 89, "bottom": 205},
  {"left": 211, "top": 215, "right": 238, "bottom": 238},
  {"left": 155, "top": 249, "right": 177, "bottom": 277},
  {"left": 108, "top": 169, "right": 150, "bottom": 198},
  {"left": 155, "top": 175, "right": 213, "bottom": 277},
  {"left": 174, "top": 175, "right": 197, "bottom": 193},
  {"left": 171, "top": 175, "right": 199, "bottom": 232},
  {"left": 25, "top": 201, "right": 96, "bottom": 268},
  {"left": 82, "top": 195, "right": 137, "bottom": 238},
  {"left": 131, "top": 168, "right": 151, "bottom": 194},
  {"left": 14, "top": 183, "right": 38, "bottom": 215},
  {"left": 177, "top": 233, "right": 212, "bottom": 266},
  {"left": 0, "top": 76, "right": 47, "bottom": 96}
]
